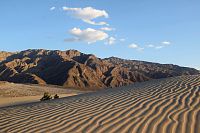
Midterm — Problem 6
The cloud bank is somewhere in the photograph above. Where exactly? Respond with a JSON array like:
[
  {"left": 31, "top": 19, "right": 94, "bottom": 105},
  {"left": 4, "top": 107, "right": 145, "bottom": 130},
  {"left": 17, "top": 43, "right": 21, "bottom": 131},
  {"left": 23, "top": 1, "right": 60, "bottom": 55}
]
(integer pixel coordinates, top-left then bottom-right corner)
[
  {"left": 146, "top": 41, "right": 171, "bottom": 50},
  {"left": 65, "top": 28, "right": 109, "bottom": 44},
  {"left": 63, "top": 7, "right": 109, "bottom": 25},
  {"left": 162, "top": 41, "right": 171, "bottom": 45},
  {"left": 106, "top": 37, "right": 116, "bottom": 45},
  {"left": 129, "top": 43, "right": 144, "bottom": 51},
  {"left": 100, "top": 27, "right": 115, "bottom": 31},
  {"left": 50, "top": 7, "right": 56, "bottom": 11}
]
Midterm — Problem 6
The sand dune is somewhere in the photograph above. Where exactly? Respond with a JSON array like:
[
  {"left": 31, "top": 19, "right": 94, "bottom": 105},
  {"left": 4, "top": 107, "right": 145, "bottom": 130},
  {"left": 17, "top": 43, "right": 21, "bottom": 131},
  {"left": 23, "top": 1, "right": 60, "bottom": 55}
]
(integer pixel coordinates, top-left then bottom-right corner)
[
  {"left": 0, "top": 82, "right": 84, "bottom": 107},
  {"left": 0, "top": 94, "right": 77, "bottom": 108},
  {"left": 0, "top": 82, "right": 83, "bottom": 97},
  {"left": 0, "top": 75, "right": 200, "bottom": 133}
]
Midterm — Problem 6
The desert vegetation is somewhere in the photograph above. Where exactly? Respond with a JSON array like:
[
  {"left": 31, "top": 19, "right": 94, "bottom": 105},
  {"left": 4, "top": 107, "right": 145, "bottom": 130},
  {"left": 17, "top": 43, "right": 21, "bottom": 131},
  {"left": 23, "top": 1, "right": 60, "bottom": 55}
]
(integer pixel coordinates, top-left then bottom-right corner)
[
  {"left": 54, "top": 94, "right": 59, "bottom": 99},
  {"left": 40, "top": 92, "right": 52, "bottom": 101},
  {"left": 40, "top": 92, "right": 60, "bottom": 101}
]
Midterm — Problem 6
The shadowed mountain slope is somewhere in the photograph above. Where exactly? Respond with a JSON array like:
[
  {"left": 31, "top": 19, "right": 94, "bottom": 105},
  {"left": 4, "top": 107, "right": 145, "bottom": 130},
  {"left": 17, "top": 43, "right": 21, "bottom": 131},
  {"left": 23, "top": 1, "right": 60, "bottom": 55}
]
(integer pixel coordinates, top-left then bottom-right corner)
[{"left": 0, "top": 49, "right": 199, "bottom": 90}]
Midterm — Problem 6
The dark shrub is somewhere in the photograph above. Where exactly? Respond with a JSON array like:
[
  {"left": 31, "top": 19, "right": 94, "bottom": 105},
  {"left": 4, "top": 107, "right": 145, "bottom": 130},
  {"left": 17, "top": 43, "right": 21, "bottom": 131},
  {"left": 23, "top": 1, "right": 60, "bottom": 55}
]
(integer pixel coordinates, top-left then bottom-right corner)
[
  {"left": 40, "top": 92, "right": 52, "bottom": 101},
  {"left": 54, "top": 94, "right": 59, "bottom": 99}
]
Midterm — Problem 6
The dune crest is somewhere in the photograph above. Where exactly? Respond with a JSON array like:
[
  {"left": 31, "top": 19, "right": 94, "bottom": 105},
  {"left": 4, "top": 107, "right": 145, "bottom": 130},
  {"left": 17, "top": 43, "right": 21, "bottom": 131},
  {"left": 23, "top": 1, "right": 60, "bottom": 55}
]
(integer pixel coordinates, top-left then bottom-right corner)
[{"left": 0, "top": 75, "right": 200, "bottom": 133}]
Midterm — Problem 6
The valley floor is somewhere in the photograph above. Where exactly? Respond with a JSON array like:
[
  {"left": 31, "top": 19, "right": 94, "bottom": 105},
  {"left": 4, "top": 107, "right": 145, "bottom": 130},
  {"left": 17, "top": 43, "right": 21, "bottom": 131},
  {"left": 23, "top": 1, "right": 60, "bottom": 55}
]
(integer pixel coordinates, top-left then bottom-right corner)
[
  {"left": 0, "top": 82, "right": 83, "bottom": 107},
  {"left": 0, "top": 94, "right": 76, "bottom": 108},
  {"left": 0, "top": 75, "right": 200, "bottom": 133}
]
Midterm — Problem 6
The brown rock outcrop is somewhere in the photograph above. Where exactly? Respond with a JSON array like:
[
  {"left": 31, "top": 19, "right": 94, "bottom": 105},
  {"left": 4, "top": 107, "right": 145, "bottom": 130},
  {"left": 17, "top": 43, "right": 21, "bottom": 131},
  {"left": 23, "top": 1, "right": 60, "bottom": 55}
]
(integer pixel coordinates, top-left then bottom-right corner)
[{"left": 0, "top": 49, "right": 199, "bottom": 90}]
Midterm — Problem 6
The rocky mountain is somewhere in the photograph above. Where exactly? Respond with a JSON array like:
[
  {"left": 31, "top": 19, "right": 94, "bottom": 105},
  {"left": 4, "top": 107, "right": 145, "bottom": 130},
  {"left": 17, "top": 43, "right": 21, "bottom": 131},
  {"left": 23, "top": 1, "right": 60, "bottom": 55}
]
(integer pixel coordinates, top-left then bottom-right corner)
[
  {"left": 0, "top": 51, "right": 13, "bottom": 62},
  {"left": 0, "top": 49, "right": 199, "bottom": 90},
  {"left": 104, "top": 57, "right": 199, "bottom": 79}
]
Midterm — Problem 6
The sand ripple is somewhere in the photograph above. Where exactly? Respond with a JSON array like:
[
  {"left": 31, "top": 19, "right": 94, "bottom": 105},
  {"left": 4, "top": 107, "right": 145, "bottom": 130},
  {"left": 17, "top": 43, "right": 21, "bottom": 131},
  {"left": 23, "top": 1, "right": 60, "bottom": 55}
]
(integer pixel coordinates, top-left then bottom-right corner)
[{"left": 0, "top": 75, "right": 200, "bottom": 133}]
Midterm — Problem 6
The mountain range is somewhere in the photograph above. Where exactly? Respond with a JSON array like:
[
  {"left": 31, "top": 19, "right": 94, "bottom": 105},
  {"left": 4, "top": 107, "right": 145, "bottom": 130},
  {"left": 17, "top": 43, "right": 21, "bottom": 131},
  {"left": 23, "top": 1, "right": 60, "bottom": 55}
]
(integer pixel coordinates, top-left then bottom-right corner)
[{"left": 0, "top": 49, "right": 199, "bottom": 90}]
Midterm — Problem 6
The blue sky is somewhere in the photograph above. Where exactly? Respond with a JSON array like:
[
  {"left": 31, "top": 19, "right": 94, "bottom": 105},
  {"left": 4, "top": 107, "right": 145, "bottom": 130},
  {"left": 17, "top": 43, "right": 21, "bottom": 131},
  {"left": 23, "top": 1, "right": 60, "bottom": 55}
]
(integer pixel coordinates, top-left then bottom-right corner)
[{"left": 0, "top": 0, "right": 200, "bottom": 69}]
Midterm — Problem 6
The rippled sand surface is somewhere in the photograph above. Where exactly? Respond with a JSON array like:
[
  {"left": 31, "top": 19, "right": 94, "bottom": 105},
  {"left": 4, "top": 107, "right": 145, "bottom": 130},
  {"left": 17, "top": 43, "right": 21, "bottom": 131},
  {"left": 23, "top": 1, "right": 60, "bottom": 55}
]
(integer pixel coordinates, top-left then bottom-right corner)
[{"left": 0, "top": 75, "right": 200, "bottom": 133}]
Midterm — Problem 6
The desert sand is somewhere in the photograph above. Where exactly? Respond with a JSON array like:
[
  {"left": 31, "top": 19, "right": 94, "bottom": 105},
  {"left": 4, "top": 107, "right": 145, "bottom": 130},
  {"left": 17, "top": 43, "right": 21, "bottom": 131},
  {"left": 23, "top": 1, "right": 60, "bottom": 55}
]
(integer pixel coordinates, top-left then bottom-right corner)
[
  {"left": 0, "top": 94, "right": 76, "bottom": 108},
  {"left": 0, "top": 75, "right": 200, "bottom": 133},
  {"left": 0, "top": 82, "right": 84, "bottom": 107}
]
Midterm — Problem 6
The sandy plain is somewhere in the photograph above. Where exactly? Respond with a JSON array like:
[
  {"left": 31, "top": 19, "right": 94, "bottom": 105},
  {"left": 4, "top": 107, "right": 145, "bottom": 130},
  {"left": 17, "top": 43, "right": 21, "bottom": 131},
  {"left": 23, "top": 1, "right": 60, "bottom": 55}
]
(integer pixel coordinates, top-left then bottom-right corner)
[{"left": 0, "top": 75, "right": 199, "bottom": 133}]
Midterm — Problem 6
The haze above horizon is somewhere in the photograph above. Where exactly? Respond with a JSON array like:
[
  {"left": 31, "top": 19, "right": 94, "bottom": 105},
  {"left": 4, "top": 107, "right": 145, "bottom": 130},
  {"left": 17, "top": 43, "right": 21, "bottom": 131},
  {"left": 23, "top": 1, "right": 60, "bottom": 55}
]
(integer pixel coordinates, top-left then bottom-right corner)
[{"left": 0, "top": 0, "right": 199, "bottom": 70}]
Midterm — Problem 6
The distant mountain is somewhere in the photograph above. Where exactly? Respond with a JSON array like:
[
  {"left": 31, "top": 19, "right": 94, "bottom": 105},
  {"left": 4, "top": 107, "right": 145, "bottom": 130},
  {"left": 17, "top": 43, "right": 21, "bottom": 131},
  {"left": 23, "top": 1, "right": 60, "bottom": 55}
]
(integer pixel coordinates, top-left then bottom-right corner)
[
  {"left": 104, "top": 57, "right": 199, "bottom": 79},
  {"left": 0, "top": 49, "right": 199, "bottom": 90},
  {"left": 0, "top": 51, "right": 13, "bottom": 62}
]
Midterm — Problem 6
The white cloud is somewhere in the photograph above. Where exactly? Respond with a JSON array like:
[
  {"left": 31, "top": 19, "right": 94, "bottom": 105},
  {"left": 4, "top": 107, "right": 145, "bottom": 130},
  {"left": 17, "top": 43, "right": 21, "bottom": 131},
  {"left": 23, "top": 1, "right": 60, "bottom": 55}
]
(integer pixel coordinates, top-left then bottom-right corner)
[
  {"left": 129, "top": 43, "right": 144, "bottom": 51},
  {"left": 146, "top": 41, "right": 172, "bottom": 50},
  {"left": 129, "top": 43, "right": 139, "bottom": 49},
  {"left": 106, "top": 37, "right": 116, "bottom": 45},
  {"left": 100, "top": 27, "right": 114, "bottom": 31},
  {"left": 162, "top": 41, "right": 171, "bottom": 45},
  {"left": 155, "top": 46, "right": 164, "bottom": 49},
  {"left": 146, "top": 44, "right": 155, "bottom": 48},
  {"left": 65, "top": 28, "right": 108, "bottom": 44},
  {"left": 50, "top": 7, "right": 56, "bottom": 11},
  {"left": 63, "top": 7, "right": 109, "bottom": 25}
]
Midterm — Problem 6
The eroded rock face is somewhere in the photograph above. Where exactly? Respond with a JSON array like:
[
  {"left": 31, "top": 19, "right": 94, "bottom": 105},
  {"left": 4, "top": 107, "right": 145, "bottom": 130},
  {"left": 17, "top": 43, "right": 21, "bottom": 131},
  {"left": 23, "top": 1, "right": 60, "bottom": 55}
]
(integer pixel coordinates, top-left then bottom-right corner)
[
  {"left": 104, "top": 57, "right": 199, "bottom": 78},
  {"left": 0, "top": 49, "right": 199, "bottom": 90},
  {"left": 0, "top": 52, "right": 13, "bottom": 62}
]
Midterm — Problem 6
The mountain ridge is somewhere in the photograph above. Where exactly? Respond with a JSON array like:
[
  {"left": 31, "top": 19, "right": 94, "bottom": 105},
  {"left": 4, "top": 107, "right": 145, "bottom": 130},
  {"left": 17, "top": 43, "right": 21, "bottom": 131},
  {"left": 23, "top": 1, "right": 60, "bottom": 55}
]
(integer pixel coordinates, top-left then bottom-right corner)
[{"left": 0, "top": 49, "right": 199, "bottom": 90}]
